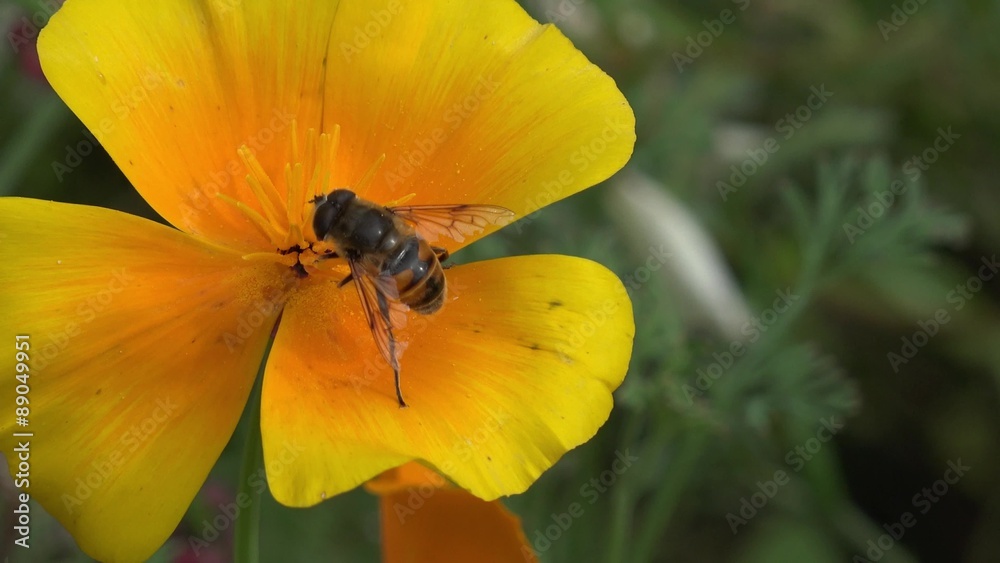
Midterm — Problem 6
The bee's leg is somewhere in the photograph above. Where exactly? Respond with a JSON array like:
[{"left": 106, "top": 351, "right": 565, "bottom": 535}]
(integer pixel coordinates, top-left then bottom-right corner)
[
  {"left": 379, "top": 295, "right": 407, "bottom": 408},
  {"left": 394, "top": 368, "right": 408, "bottom": 408},
  {"left": 313, "top": 249, "right": 340, "bottom": 261},
  {"left": 337, "top": 273, "right": 354, "bottom": 288},
  {"left": 431, "top": 247, "right": 450, "bottom": 261},
  {"left": 432, "top": 246, "right": 452, "bottom": 269}
]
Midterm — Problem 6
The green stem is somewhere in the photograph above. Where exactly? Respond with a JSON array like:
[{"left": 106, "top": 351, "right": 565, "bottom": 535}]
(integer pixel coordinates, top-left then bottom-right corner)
[
  {"left": 605, "top": 472, "right": 634, "bottom": 562},
  {"left": 630, "top": 430, "right": 708, "bottom": 563},
  {"left": 605, "top": 411, "right": 642, "bottom": 563},
  {"left": 234, "top": 350, "right": 268, "bottom": 563}
]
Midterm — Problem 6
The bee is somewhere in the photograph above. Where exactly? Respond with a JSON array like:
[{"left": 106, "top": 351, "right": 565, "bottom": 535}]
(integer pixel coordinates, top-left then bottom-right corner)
[{"left": 311, "top": 189, "right": 514, "bottom": 407}]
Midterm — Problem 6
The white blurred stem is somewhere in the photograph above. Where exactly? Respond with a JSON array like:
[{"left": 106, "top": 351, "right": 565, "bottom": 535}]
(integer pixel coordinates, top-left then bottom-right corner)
[{"left": 607, "top": 169, "right": 752, "bottom": 341}]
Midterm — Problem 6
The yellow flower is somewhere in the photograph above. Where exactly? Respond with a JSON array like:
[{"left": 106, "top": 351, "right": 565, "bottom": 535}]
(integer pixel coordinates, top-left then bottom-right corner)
[{"left": 0, "top": 0, "right": 634, "bottom": 561}]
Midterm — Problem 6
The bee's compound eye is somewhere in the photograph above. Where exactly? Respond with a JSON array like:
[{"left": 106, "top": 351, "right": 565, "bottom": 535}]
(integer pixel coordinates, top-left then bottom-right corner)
[
  {"left": 312, "top": 189, "right": 355, "bottom": 239},
  {"left": 313, "top": 201, "right": 338, "bottom": 239},
  {"left": 329, "top": 189, "right": 356, "bottom": 206}
]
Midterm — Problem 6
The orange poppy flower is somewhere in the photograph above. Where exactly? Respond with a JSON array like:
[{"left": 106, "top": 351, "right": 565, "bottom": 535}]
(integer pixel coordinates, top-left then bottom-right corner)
[
  {"left": 0, "top": 0, "right": 634, "bottom": 561},
  {"left": 177, "top": 463, "right": 537, "bottom": 561},
  {"left": 366, "top": 462, "right": 538, "bottom": 563}
]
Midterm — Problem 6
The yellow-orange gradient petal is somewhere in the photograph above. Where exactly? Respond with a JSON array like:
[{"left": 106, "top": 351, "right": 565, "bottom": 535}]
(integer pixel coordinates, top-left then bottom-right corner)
[
  {"left": 0, "top": 199, "right": 291, "bottom": 562},
  {"left": 367, "top": 462, "right": 537, "bottom": 563},
  {"left": 38, "top": 0, "right": 342, "bottom": 250},
  {"left": 322, "top": 0, "right": 636, "bottom": 252},
  {"left": 40, "top": 0, "right": 634, "bottom": 253},
  {"left": 261, "top": 255, "right": 633, "bottom": 506}
]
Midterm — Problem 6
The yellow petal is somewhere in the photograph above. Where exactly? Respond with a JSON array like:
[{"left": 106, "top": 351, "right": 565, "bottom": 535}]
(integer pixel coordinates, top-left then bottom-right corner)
[
  {"left": 0, "top": 198, "right": 291, "bottom": 562},
  {"left": 322, "top": 0, "right": 636, "bottom": 251},
  {"left": 261, "top": 255, "right": 633, "bottom": 506},
  {"left": 369, "top": 463, "right": 538, "bottom": 563},
  {"left": 38, "top": 0, "right": 342, "bottom": 250},
  {"left": 40, "top": 0, "right": 634, "bottom": 252}
]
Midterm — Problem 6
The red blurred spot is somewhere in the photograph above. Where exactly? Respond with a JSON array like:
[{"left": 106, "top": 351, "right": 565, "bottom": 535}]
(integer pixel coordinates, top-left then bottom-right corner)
[{"left": 5, "top": 2, "right": 66, "bottom": 87}]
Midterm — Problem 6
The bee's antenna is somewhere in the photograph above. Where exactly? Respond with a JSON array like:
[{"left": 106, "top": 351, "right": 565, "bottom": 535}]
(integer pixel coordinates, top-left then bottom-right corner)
[{"left": 394, "top": 368, "right": 408, "bottom": 408}]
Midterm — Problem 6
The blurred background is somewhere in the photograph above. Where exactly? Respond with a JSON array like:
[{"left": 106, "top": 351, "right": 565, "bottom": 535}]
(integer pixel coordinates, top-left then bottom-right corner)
[{"left": 2, "top": 0, "right": 999, "bottom": 561}]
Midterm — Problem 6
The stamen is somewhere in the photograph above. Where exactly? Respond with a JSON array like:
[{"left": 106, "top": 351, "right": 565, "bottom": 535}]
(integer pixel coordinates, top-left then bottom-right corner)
[
  {"left": 290, "top": 119, "right": 300, "bottom": 167},
  {"left": 297, "top": 126, "right": 341, "bottom": 239},
  {"left": 355, "top": 153, "right": 386, "bottom": 195},
  {"left": 216, "top": 193, "right": 286, "bottom": 247},
  {"left": 224, "top": 122, "right": 374, "bottom": 278},
  {"left": 320, "top": 125, "right": 341, "bottom": 200},
  {"left": 238, "top": 146, "right": 288, "bottom": 236},
  {"left": 285, "top": 162, "right": 305, "bottom": 244}
]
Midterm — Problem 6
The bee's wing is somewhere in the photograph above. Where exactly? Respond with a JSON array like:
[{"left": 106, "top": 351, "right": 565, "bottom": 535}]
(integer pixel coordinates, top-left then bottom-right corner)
[
  {"left": 388, "top": 204, "right": 515, "bottom": 244},
  {"left": 347, "top": 258, "right": 409, "bottom": 372}
]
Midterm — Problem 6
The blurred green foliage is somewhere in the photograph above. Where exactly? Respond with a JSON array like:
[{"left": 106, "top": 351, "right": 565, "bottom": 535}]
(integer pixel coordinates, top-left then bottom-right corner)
[{"left": 2, "top": 0, "right": 1000, "bottom": 561}]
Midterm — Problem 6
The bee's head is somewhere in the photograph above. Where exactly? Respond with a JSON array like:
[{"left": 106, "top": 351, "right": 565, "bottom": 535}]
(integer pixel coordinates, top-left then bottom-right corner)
[{"left": 312, "top": 189, "right": 356, "bottom": 240}]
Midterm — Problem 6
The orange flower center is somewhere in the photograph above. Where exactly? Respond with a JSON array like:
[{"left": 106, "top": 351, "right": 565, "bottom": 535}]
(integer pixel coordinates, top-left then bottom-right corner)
[{"left": 219, "top": 123, "right": 383, "bottom": 279}]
